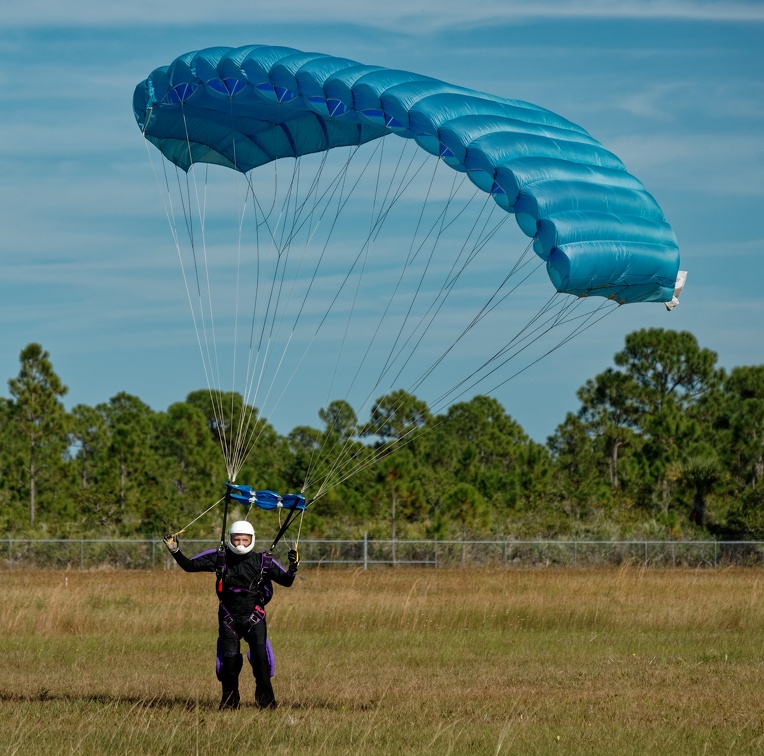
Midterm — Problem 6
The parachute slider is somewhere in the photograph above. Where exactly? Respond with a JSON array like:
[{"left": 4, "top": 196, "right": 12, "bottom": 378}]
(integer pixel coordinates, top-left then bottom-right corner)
[{"left": 225, "top": 482, "right": 306, "bottom": 512}]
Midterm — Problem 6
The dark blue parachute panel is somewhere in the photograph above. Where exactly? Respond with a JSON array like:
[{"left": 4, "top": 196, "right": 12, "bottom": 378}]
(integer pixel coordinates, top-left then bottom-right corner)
[{"left": 134, "top": 44, "right": 680, "bottom": 305}]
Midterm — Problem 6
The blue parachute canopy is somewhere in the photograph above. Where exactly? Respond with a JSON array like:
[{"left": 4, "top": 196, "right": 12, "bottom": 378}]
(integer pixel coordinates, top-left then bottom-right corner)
[{"left": 134, "top": 44, "right": 680, "bottom": 305}]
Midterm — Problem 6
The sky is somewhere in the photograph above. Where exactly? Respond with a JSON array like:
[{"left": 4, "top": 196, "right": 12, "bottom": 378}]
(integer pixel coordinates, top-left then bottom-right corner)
[{"left": 1, "top": 1, "right": 763, "bottom": 446}]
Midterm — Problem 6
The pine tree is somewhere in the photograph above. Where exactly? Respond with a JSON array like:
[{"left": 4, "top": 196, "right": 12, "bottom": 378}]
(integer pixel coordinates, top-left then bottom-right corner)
[{"left": 8, "top": 343, "right": 68, "bottom": 524}]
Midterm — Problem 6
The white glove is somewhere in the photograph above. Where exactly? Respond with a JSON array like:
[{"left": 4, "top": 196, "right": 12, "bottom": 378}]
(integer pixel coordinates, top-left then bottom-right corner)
[{"left": 163, "top": 533, "right": 180, "bottom": 553}]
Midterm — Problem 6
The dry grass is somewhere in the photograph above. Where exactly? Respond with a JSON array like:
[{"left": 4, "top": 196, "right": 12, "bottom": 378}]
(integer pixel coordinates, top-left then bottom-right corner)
[{"left": 1, "top": 566, "right": 762, "bottom": 754}]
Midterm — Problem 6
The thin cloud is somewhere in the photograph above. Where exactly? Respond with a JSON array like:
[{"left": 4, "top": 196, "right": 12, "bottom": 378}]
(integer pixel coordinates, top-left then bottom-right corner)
[
  {"left": 617, "top": 84, "right": 684, "bottom": 121},
  {"left": 4, "top": 1, "right": 764, "bottom": 30},
  {"left": 609, "top": 132, "right": 764, "bottom": 198}
]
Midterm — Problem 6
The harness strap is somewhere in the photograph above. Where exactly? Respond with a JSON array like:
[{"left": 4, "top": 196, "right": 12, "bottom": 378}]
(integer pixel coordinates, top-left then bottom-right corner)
[
  {"left": 252, "top": 551, "right": 274, "bottom": 599},
  {"left": 216, "top": 491, "right": 231, "bottom": 595},
  {"left": 220, "top": 602, "right": 267, "bottom": 639}
]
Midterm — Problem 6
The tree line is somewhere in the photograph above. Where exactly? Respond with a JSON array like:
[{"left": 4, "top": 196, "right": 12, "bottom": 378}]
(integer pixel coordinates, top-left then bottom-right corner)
[{"left": 1, "top": 328, "right": 762, "bottom": 542}]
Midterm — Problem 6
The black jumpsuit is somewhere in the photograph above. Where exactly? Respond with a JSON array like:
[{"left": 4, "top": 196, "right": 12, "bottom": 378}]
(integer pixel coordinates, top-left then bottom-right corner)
[{"left": 171, "top": 546, "right": 295, "bottom": 708}]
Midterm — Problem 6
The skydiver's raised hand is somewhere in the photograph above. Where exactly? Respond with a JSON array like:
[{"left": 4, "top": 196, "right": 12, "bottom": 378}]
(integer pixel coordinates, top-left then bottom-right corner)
[{"left": 163, "top": 533, "right": 180, "bottom": 553}]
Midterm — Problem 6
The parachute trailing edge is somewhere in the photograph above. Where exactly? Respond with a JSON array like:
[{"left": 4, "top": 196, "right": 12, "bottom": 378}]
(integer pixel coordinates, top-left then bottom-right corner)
[{"left": 134, "top": 44, "right": 681, "bottom": 305}]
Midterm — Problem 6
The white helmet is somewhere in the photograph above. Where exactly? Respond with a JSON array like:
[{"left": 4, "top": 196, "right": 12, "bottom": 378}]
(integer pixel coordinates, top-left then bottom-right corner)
[{"left": 226, "top": 520, "right": 255, "bottom": 555}]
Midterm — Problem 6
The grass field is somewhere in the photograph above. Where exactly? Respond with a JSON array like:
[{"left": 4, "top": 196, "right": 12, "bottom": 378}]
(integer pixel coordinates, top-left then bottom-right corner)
[{"left": 1, "top": 566, "right": 762, "bottom": 755}]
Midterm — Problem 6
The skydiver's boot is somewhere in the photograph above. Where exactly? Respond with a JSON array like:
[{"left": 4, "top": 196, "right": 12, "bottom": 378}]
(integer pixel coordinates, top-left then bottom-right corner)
[
  {"left": 219, "top": 686, "right": 240, "bottom": 710},
  {"left": 218, "top": 653, "right": 243, "bottom": 710}
]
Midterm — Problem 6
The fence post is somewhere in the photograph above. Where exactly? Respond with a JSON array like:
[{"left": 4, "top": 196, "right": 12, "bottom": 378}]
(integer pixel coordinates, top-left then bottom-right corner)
[
  {"left": 714, "top": 540, "right": 718, "bottom": 567},
  {"left": 80, "top": 539, "right": 84, "bottom": 570},
  {"left": 574, "top": 538, "right": 577, "bottom": 568},
  {"left": 152, "top": 540, "right": 156, "bottom": 570},
  {"left": 7, "top": 538, "right": 11, "bottom": 568},
  {"left": 434, "top": 538, "right": 438, "bottom": 569},
  {"left": 363, "top": 532, "right": 368, "bottom": 571}
]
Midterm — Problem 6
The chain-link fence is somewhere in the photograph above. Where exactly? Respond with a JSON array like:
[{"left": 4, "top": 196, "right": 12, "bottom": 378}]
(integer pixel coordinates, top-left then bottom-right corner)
[{"left": 3, "top": 537, "right": 764, "bottom": 569}]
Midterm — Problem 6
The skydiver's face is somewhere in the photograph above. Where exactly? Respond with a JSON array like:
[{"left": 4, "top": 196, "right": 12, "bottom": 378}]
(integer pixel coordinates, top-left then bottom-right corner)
[{"left": 231, "top": 534, "right": 252, "bottom": 547}]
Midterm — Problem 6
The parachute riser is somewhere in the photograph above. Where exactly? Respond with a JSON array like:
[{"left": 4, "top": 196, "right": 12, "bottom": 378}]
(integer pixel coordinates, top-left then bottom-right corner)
[{"left": 216, "top": 484, "right": 233, "bottom": 595}]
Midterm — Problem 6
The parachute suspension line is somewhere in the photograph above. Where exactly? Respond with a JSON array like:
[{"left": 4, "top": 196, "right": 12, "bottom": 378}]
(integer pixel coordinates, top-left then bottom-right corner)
[
  {"left": 224, "top": 122, "right": 299, "bottom": 479},
  {"left": 228, "top": 101, "right": 249, "bottom": 481},
  {"left": 347, "top": 200, "right": 514, "bottom": 439},
  {"left": 309, "top": 423, "right": 429, "bottom": 504},
  {"left": 329, "top": 188, "right": 505, "bottom": 457},
  {"left": 305, "top": 181, "right": 517, "bottom": 495},
  {"left": 429, "top": 294, "right": 620, "bottom": 414},
  {"left": 229, "top": 140, "right": 360, "bottom": 478},
  {"left": 294, "top": 508, "right": 306, "bottom": 549},
  {"left": 426, "top": 291, "right": 576, "bottom": 412},
  {"left": 180, "top": 110, "right": 224, "bottom": 398},
  {"left": 314, "top": 287, "right": 615, "bottom": 500},
  {"left": 167, "top": 496, "right": 225, "bottom": 539},
  {"left": 229, "top": 172, "right": 254, "bottom": 481},
  {"left": 403, "top": 231, "right": 539, "bottom": 399},
  {"left": 388, "top": 209, "right": 515, "bottom": 392},
  {"left": 303, "top": 135, "right": 396, "bottom": 491},
  {"left": 230, "top": 150, "right": 339, "bottom": 477},
  {"left": 224, "top": 109, "right": 315, "bottom": 479},
  {"left": 313, "top": 301, "right": 617, "bottom": 498},
  {"left": 224, "top": 148, "right": 364, "bottom": 482},
  {"left": 448, "top": 296, "right": 620, "bottom": 407},
  {"left": 173, "top": 105, "right": 239, "bottom": 477},
  {"left": 225, "top": 177, "right": 286, "bottom": 480},
  {"left": 309, "top": 220, "right": 570, "bottom": 495},
  {"left": 297, "top": 144, "right": 374, "bottom": 492},
  {"left": 274, "top": 142, "right": 610, "bottom": 500},
  {"left": 343, "top": 152, "right": 446, "bottom": 397},
  {"left": 143, "top": 136, "right": 235, "bottom": 476},
  {"left": 301, "top": 141, "right": 431, "bottom": 342},
  {"left": 301, "top": 156, "right": 465, "bottom": 494},
  {"left": 266, "top": 497, "right": 304, "bottom": 554},
  {"left": 191, "top": 173, "right": 237, "bottom": 476},
  {"left": 271, "top": 495, "right": 305, "bottom": 549},
  {"left": 302, "top": 139, "right": 429, "bottom": 489},
  {"left": 301, "top": 140, "right": 436, "bottom": 494},
  {"left": 185, "top": 138, "right": 376, "bottom": 484},
  {"left": 228, "top": 167, "right": 291, "bottom": 479},
  {"left": 239, "top": 145, "right": 371, "bottom": 485},
  {"left": 239, "top": 153, "right": 338, "bottom": 446},
  {"left": 306, "top": 151, "right": 460, "bottom": 495},
  {"left": 358, "top": 185, "right": 491, "bottom": 426},
  {"left": 317, "top": 172, "right": 483, "bottom": 496},
  {"left": 350, "top": 164, "right": 477, "bottom": 408},
  {"left": 294, "top": 145, "right": 386, "bottom": 334}
]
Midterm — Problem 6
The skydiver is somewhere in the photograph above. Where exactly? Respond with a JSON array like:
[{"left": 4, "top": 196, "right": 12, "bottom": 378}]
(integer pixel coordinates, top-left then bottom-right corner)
[{"left": 163, "top": 521, "right": 299, "bottom": 710}]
